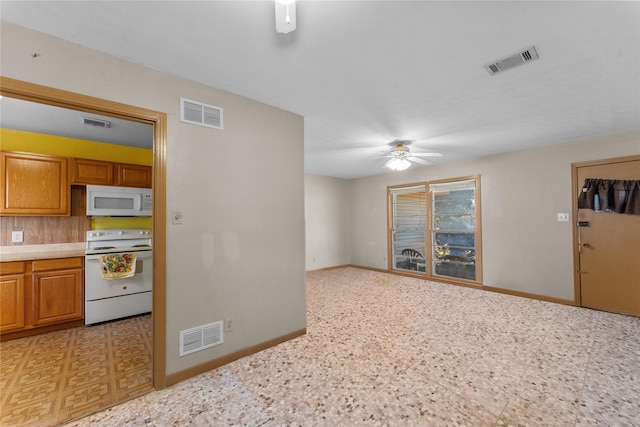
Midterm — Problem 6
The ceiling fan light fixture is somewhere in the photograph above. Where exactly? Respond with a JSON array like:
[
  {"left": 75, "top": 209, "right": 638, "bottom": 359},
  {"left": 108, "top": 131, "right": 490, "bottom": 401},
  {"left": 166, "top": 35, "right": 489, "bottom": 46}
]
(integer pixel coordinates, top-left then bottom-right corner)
[
  {"left": 275, "top": 0, "right": 296, "bottom": 34},
  {"left": 386, "top": 157, "right": 411, "bottom": 171}
]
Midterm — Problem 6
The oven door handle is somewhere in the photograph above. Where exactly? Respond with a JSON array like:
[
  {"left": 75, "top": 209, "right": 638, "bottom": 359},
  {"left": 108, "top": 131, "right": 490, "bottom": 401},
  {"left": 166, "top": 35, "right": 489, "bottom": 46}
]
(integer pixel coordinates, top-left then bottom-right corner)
[{"left": 85, "top": 251, "right": 152, "bottom": 261}]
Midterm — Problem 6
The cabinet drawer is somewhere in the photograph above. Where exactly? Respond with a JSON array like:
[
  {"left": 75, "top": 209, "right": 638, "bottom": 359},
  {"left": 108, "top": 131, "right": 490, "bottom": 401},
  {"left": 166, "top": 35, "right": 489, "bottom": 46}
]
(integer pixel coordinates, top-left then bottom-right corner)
[
  {"left": 33, "top": 257, "right": 83, "bottom": 272},
  {"left": 0, "top": 261, "right": 26, "bottom": 275}
]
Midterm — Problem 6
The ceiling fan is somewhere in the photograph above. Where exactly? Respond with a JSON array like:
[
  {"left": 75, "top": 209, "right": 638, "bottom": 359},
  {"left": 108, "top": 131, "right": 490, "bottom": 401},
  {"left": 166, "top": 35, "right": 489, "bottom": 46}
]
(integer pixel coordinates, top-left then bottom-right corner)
[{"left": 381, "top": 141, "right": 443, "bottom": 171}]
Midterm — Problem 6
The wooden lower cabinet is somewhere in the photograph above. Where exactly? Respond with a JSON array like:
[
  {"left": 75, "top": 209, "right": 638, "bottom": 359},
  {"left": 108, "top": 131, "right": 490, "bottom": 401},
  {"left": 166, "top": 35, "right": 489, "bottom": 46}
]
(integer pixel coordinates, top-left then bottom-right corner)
[
  {"left": 0, "top": 257, "right": 84, "bottom": 340},
  {"left": 0, "top": 262, "right": 26, "bottom": 333},
  {"left": 32, "top": 261, "right": 83, "bottom": 326}
]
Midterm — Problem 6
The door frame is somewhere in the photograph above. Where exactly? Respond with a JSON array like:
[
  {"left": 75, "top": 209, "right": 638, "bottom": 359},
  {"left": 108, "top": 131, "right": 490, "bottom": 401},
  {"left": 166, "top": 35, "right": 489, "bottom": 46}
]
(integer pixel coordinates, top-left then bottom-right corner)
[
  {"left": 570, "top": 154, "right": 640, "bottom": 307},
  {"left": 0, "top": 76, "right": 167, "bottom": 389}
]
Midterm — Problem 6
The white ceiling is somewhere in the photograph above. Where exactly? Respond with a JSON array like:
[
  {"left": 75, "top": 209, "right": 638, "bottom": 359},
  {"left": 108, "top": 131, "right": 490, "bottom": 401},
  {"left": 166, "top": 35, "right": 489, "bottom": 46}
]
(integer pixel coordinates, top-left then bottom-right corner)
[
  {"left": 0, "top": 97, "right": 154, "bottom": 149},
  {"left": 1, "top": 1, "right": 639, "bottom": 179}
]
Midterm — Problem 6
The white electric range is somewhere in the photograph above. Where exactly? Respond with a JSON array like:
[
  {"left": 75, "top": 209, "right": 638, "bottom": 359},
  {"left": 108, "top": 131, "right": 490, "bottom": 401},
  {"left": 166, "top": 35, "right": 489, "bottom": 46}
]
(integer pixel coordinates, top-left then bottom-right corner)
[{"left": 84, "top": 228, "right": 152, "bottom": 325}]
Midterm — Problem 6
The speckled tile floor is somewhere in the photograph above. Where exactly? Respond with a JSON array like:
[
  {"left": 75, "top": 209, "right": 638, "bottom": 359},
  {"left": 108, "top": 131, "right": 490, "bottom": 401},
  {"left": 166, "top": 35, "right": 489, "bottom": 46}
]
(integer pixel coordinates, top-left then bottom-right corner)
[{"left": 63, "top": 267, "right": 640, "bottom": 426}]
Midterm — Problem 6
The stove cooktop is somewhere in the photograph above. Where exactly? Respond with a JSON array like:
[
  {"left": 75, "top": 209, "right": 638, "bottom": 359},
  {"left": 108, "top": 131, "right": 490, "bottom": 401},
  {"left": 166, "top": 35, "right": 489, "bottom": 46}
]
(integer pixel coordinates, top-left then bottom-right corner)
[{"left": 85, "top": 229, "right": 152, "bottom": 254}]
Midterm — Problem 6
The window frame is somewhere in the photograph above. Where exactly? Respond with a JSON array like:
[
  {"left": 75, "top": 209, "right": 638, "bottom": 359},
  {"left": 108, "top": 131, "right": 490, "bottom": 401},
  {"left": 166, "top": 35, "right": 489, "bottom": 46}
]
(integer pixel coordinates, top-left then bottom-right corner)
[
  {"left": 387, "top": 183, "right": 427, "bottom": 274},
  {"left": 387, "top": 175, "right": 482, "bottom": 286}
]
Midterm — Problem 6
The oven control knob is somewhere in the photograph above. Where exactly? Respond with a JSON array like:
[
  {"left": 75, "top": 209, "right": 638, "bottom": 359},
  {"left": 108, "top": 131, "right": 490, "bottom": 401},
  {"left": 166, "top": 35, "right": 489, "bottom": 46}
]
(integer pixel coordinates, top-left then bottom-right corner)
[
  {"left": 91, "top": 232, "right": 102, "bottom": 237},
  {"left": 118, "top": 231, "right": 125, "bottom": 235}
]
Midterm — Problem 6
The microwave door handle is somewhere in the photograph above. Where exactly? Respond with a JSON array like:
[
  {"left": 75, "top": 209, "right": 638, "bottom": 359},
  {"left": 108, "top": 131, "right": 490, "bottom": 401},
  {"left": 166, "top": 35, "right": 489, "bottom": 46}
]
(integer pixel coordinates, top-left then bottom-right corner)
[{"left": 135, "top": 194, "right": 142, "bottom": 211}]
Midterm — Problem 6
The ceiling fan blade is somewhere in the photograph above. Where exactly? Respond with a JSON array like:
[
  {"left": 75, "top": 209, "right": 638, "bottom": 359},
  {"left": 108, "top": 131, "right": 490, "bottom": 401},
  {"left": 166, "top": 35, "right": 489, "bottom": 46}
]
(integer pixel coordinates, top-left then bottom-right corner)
[
  {"left": 383, "top": 158, "right": 396, "bottom": 167},
  {"left": 410, "top": 152, "right": 443, "bottom": 157},
  {"left": 408, "top": 157, "right": 431, "bottom": 165}
]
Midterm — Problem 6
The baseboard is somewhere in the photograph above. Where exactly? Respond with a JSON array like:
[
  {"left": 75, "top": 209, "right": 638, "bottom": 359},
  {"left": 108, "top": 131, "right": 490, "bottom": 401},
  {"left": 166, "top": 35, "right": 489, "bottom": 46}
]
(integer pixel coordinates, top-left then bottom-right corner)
[
  {"left": 306, "top": 264, "right": 353, "bottom": 273},
  {"left": 348, "top": 264, "right": 482, "bottom": 288},
  {"left": 165, "top": 328, "right": 306, "bottom": 387},
  {"left": 482, "top": 285, "right": 576, "bottom": 306},
  {"left": 339, "top": 264, "right": 576, "bottom": 307},
  {"left": 0, "top": 319, "right": 84, "bottom": 342}
]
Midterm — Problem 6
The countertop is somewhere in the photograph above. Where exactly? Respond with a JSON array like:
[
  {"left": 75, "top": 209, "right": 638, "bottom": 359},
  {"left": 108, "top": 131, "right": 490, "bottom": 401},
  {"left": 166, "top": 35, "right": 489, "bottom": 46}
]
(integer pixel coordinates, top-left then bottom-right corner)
[{"left": 0, "top": 243, "right": 86, "bottom": 262}]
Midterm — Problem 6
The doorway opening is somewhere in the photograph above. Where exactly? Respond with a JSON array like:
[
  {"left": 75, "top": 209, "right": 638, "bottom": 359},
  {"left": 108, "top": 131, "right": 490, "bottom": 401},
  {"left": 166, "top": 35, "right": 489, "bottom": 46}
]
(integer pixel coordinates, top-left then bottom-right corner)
[{"left": 0, "top": 77, "right": 167, "bottom": 416}]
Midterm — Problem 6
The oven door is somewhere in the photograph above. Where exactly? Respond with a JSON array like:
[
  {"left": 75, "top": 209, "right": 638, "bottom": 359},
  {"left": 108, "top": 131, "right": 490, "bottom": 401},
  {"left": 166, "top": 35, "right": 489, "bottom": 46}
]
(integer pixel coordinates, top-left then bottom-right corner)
[{"left": 85, "top": 250, "right": 153, "bottom": 301}]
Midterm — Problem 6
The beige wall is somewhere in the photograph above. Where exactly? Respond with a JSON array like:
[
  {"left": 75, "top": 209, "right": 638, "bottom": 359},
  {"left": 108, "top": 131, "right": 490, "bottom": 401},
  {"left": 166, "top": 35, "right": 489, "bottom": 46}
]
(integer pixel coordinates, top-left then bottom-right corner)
[
  {"left": 348, "top": 130, "right": 640, "bottom": 300},
  {"left": 1, "top": 23, "right": 306, "bottom": 374},
  {"left": 304, "top": 174, "right": 351, "bottom": 270}
]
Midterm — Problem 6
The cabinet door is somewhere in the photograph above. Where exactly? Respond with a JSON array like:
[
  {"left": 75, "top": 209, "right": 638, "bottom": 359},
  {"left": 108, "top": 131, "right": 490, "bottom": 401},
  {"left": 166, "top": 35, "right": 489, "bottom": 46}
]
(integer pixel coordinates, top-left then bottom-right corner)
[
  {"left": 32, "top": 268, "right": 83, "bottom": 326},
  {"left": 70, "top": 158, "right": 114, "bottom": 185},
  {"left": 0, "top": 273, "right": 25, "bottom": 333},
  {"left": 0, "top": 152, "right": 69, "bottom": 215},
  {"left": 116, "top": 163, "right": 152, "bottom": 188}
]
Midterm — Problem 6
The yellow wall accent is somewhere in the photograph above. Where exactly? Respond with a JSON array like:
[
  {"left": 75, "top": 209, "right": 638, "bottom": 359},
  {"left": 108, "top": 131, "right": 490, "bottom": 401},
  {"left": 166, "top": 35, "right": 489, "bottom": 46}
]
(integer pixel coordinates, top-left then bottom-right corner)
[
  {"left": 92, "top": 216, "right": 153, "bottom": 230},
  {"left": 0, "top": 128, "right": 152, "bottom": 166}
]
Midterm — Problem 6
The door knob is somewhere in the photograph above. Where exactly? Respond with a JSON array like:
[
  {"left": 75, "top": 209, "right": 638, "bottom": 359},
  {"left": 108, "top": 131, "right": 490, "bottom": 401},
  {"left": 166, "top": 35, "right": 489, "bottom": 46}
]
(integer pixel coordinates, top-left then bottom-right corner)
[{"left": 582, "top": 243, "right": 591, "bottom": 248}]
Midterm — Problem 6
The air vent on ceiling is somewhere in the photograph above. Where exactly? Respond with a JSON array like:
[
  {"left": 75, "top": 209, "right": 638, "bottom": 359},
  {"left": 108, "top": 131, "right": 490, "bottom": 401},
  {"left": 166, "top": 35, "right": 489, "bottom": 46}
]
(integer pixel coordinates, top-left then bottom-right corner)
[
  {"left": 81, "top": 116, "right": 111, "bottom": 128},
  {"left": 484, "top": 46, "right": 539, "bottom": 76},
  {"left": 180, "top": 97, "right": 223, "bottom": 130},
  {"left": 179, "top": 320, "right": 224, "bottom": 356}
]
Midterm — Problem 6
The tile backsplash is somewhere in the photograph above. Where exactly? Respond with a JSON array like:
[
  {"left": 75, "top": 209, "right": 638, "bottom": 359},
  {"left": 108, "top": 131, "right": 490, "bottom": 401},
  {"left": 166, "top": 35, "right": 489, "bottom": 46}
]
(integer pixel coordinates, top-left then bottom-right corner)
[{"left": 1, "top": 187, "right": 90, "bottom": 246}]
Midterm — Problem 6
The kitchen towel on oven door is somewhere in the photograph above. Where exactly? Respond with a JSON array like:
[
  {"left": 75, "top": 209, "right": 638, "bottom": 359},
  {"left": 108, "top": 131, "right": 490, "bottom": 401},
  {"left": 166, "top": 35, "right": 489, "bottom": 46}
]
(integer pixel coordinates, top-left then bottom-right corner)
[{"left": 100, "top": 253, "right": 137, "bottom": 280}]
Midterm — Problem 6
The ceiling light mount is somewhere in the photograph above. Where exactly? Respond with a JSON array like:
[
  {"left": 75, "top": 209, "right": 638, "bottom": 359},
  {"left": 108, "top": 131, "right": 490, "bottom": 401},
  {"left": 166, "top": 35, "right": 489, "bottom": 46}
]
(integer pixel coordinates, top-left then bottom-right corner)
[{"left": 275, "top": 0, "right": 296, "bottom": 34}]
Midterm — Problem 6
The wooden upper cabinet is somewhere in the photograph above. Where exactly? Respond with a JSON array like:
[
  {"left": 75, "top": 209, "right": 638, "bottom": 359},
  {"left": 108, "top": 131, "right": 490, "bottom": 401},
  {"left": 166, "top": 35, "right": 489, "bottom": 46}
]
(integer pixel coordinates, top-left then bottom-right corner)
[
  {"left": 71, "top": 158, "right": 151, "bottom": 188},
  {"left": 0, "top": 152, "right": 70, "bottom": 216},
  {"left": 116, "top": 163, "right": 152, "bottom": 188},
  {"left": 70, "top": 158, "right": 114, "bottom": 185}
]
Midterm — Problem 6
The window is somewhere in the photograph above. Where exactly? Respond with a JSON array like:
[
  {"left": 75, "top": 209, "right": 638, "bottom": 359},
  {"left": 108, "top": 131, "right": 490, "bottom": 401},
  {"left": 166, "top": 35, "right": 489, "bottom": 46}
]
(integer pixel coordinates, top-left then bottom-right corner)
[
  {"left": 388, "top": 176, "right": 481, "bottom": 283},
  {"left": 389, "top": 185, "right": 426, "bottom": 272},
  {"left": 430, "top": 179, "right": 479, "bottom": 281}
]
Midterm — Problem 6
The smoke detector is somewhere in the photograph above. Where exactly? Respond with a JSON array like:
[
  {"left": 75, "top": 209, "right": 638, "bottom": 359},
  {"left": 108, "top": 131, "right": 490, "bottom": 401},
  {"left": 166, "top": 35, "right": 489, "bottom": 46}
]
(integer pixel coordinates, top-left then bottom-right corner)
[{"left": 484, "top": 46, "right": 539, "bottom": 76}]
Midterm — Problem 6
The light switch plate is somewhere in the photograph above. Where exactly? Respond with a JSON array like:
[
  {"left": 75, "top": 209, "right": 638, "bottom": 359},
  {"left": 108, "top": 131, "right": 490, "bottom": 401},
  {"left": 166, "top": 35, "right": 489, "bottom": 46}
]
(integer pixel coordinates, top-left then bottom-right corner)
[
  {"left": 172, "top": 210, "right": 183, "bottom": 224},
  {"left": 557, "top": 213, "right": 569, "bottom": 222},
  {"left": 11, "top": 231, "right": 24, "bottom": 243}
]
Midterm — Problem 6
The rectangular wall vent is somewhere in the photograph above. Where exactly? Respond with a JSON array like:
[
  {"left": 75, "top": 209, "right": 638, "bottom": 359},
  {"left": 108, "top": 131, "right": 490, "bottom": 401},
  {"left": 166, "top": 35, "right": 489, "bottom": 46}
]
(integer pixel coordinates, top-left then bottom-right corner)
[
  {"left": 180, "top": 97, "right": 223, "bottom": 130},
  {"left": 484, "top": 46, "right": 539, "bottom": 76},
  {"left": 179, "top": 320, "right": 224, "bottom": 357},
  {"left": 81, "top": 116, "right": 111, "bottom": 128}
]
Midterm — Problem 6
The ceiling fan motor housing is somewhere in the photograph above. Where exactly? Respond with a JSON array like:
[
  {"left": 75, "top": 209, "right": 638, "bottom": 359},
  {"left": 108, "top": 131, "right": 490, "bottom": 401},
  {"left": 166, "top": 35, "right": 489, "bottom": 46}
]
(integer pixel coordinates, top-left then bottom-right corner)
[{"left": 391, "top": 142, "right": 410, "bottom": 157}]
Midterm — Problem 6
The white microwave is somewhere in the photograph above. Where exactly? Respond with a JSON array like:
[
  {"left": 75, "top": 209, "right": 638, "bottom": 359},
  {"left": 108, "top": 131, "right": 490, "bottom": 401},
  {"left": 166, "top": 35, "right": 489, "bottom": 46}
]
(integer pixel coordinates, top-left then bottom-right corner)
[{"left": 86, "top": 185, "right": 152, "bottom": 217}]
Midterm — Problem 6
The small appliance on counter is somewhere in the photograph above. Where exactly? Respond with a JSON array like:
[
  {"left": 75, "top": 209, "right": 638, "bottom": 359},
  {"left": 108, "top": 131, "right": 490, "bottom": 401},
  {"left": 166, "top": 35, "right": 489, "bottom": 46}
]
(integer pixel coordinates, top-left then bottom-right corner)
[
  {"left": 86, "top": 185, "right": 152, "bottom": 217},
  {"left": 84, "top": 228, "right": 152, "bottom": 325}
]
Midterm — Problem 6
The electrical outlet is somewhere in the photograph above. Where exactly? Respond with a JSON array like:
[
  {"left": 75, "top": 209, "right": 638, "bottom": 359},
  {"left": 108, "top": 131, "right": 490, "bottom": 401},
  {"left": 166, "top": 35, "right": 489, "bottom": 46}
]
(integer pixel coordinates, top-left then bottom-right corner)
[
  {"left": 224, "top": 318, "right": 233, "bottom": 332},
  {"left": 557, "top": 213, "right": 570, "bottom": 222},
  {"left": 11, "top": 231, "right": 23, "bottom": 243}
]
